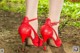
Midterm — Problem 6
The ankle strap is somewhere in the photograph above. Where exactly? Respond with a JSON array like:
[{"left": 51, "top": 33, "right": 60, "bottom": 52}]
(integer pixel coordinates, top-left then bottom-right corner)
[
  {"left": 29, "top": 18, "right": 38, "bottom": 22},
  {"left": 46, "top": 18, "right": 59, "bottom": 26},
  {"left": 23, "top": 16, "right": 37, "bottom": 23},
  {"left": 51, "top": 22, "right": 59, "bottom": 26}
]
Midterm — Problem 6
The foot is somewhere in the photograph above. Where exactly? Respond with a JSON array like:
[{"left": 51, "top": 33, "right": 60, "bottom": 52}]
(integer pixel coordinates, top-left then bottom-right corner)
[
  {"left": 48, "top": 20, "right": 60, "bottom": 47},
  {"left": 40, "top": 18, "right": 62, "bottom": 47},
  {"left": 18, "top": 16, "right": 42, "bottom": 46}
]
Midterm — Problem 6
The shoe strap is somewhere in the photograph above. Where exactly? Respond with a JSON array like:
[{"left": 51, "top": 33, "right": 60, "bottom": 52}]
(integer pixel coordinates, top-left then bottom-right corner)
[
  {"left": 46, "top": 18, "right": 60, "bottom": 26},
  {"left": 23, "top": 16, "right": 37, "bottom": 23},
  {"left": 28, "top": 18, "right": 38, "bottom": 22},
  {"left": 51, "top": 22, "right": 59, "bottom": 26},
  {"left": 52, "top": 27, "right": 58, "bottom": 39}
]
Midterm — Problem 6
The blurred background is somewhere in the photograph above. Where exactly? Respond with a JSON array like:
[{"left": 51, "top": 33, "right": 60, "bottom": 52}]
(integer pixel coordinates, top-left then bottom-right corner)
[
  {"left": 0, "top": 0, "right": 80, "bottom": 53},
  {"left": 0, "top": 0, "right": 80, "bottom": 27}
]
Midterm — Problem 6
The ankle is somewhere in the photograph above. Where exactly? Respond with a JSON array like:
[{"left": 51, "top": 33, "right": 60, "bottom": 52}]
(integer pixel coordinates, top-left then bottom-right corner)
[{"left": 29, "top": 20, "right": 38, "bottom": 32}]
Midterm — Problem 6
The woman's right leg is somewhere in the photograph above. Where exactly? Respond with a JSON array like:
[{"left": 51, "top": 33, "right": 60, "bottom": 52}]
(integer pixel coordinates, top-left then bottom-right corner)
[{"left": 25, "top": 0, "right": 39, "bottom": 45}]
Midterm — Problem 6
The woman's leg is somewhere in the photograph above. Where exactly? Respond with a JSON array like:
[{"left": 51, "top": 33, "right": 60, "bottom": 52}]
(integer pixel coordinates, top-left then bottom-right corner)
[
  {"left": 48, "top": 0, "right": 64, "bottom": 46},
  {"left": 25, "top": 0, "right": 39, "bottom": 45}
]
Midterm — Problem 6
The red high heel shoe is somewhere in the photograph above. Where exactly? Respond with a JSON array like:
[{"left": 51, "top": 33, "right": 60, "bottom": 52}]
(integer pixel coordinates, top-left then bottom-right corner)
[
  {"left": 40, "top": 18, "right": 62, "bottom": 47},
  {"left": 18, "top": 16, "right": 43, "bottom": 47}
]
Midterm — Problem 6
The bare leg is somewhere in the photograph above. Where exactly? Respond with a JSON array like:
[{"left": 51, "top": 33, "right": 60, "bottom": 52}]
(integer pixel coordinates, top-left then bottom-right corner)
[
  {"left": 25, "top": 0, "right": 38, "bottom": 45},
  {"left": 48, "top": 0, "right": 64, "bottom": 46}
]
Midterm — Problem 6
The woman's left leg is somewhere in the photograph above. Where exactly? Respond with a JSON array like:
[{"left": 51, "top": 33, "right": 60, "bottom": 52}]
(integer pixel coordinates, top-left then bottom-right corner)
[{"left": 48, "top": 0, "right": 64, "bottom": 46}]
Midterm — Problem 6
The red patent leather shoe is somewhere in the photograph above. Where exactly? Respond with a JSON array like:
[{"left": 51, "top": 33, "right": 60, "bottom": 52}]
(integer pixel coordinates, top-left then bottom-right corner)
[
  {"left": 40, "top": 18, "right": 62, "bottom": 47},
  {"left": 18, "top": 16, "right": 43, "bottom": 47}
]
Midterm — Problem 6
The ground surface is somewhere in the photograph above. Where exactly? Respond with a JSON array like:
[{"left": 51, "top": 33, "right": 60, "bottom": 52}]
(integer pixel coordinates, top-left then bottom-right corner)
[{"left": 0, "top": 10, "right": 80, "bottom": 53}]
